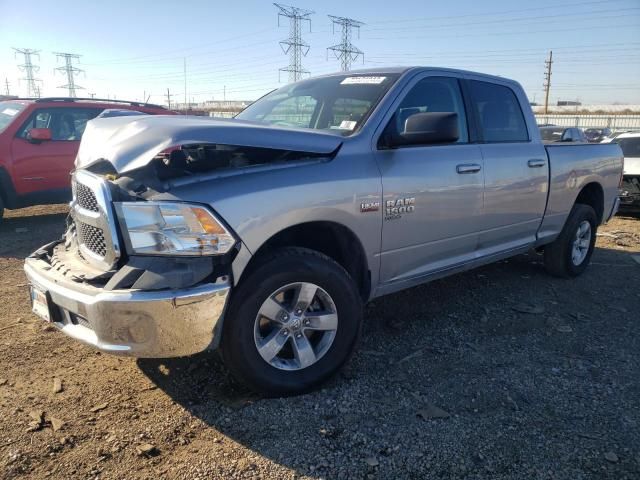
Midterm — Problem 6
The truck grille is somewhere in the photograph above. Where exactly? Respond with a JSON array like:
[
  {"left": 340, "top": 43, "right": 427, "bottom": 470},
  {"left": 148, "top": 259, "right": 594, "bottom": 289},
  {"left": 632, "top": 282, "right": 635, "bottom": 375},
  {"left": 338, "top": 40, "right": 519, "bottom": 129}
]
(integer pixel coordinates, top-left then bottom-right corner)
[
  {"left": 76, "top": 222, "right": 107, "bottom": 257},
  {"left": 74, "top": 181, "right": 99, "bottom": 212},
  {"left": 70, "top": 171, "right": 120, "bottom": 270}
]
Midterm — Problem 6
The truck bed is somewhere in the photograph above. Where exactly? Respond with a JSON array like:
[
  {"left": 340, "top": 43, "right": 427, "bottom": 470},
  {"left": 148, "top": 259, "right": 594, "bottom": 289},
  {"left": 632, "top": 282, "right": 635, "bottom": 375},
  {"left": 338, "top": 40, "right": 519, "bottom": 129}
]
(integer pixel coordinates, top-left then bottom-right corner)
[{"left": 537, "top": 142, "right": 623, "bottom": 242}]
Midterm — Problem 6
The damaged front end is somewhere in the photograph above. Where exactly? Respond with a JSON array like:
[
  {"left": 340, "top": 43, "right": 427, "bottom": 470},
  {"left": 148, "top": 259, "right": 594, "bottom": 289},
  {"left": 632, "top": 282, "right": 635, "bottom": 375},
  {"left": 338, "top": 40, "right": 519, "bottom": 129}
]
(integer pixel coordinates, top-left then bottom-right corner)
[
  {"left": 24, "top": 166, "right": 233, "bottom": 357},
  {"left": 24, "top": 115, "right": 342, "bottom": 357}
]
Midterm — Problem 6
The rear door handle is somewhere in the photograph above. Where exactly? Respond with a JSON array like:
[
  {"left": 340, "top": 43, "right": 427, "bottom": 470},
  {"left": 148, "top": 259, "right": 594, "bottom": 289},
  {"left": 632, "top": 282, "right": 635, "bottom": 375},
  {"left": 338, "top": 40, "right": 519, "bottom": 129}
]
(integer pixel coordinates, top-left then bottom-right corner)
[
  {"left": 456, "top": 164, "right": 482, "bottom": 174},
  {"left": 528, "top": 159, "right": 546, "bottom": 168}
]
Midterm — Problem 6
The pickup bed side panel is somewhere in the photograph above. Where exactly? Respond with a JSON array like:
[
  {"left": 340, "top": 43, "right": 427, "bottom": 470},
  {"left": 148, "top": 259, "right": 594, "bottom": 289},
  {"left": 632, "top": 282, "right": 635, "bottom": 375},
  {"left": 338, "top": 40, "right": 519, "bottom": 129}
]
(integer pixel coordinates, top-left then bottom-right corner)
[
  {"left": 537, "top": 143, "right": 623, "bottom": 245},
  {"left": 149, "top": 140, "right": 383, "bottom": 292}
]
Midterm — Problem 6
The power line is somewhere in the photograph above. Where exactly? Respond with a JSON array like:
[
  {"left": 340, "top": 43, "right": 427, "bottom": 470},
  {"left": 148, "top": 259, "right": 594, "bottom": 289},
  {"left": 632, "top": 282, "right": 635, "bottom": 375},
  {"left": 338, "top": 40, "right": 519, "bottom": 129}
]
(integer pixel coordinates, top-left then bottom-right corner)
[
  {"left": 543, "top": 51, "right": 553, "bottom": 114},
  {"left": 53, "top": 52, "right": 84, "bottom": 97},
  {"left": 274, "top": 3, "right": 314, "bottom": 83},
  {"left": 365, "top": 19, "right": 640, "bottom": 41},
  {"left": 365, "top": 0, "right": 629, "bottom": 25},
  {"left": 327, "top": 15, "right": 364, "bottom": 72},
  {"left": 13, "top": 48, "right": 42, "bottom": 98}
]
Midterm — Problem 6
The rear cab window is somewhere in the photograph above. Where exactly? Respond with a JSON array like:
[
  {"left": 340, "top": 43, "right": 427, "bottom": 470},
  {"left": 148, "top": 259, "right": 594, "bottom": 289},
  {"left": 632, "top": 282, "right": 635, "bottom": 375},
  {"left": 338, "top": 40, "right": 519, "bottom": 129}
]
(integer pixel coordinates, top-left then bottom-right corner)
[
  {"left": 468, "top": 80, "right": 529, "bottom": 143},
  {"left": 0, "top": 102, "right": 26, "bottom": 134},
  {"left": 618, "top": 137, "right": 640, "bottom": 157}
]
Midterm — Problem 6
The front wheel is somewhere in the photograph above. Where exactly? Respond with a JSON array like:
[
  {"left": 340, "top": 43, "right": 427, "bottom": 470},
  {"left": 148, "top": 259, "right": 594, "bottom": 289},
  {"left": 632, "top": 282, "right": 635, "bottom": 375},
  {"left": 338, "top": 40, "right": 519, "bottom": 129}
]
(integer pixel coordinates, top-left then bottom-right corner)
[
  {"left": 544, "top": 204, "right": 598, "bottom": 277},
  {"left": 221, "top": 247, "right": 362, "bottom": 396}
]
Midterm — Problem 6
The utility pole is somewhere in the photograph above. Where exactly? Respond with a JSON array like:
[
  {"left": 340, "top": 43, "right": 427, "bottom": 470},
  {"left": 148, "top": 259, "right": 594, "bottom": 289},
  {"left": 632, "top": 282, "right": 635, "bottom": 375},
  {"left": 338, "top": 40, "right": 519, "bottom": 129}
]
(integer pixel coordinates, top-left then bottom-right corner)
[
  {"left": 13, "top": 48, "right": 41, "bottom": 97},
  {"left": 4, "top": 78, "right": 10, "bottom": 96},
  {"left": 53, "top": 52, "right": 84, "bottom": 97},
  {"left": 166, "top": 88, "right": 174, "bottom": 109},
  {"left": 327, "top": 15, "right": 364, "bottom": 71},
  {"left": 274, "top": 3, "right": 314, "bottom": 83},
  {"left": 183, "top": 58, "right": 187, "bottom": 114},
  {"left": 543, "top": 50, "right": 553, "bottom": 114}
]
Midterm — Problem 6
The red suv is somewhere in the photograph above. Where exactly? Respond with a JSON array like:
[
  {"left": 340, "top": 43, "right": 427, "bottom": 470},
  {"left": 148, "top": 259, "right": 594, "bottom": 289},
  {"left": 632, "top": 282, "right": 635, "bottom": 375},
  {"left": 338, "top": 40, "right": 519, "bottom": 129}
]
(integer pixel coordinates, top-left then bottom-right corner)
[{"left": 0, "top": 97, "right": 173, "bottom": 221}]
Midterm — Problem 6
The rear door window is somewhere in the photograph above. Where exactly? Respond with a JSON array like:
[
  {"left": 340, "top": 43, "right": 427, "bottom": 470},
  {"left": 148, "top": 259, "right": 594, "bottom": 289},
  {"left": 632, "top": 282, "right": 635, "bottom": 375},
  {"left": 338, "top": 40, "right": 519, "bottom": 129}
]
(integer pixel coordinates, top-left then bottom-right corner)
[{"left": 469, "top": 80, "right": 529, "bottom": 142}]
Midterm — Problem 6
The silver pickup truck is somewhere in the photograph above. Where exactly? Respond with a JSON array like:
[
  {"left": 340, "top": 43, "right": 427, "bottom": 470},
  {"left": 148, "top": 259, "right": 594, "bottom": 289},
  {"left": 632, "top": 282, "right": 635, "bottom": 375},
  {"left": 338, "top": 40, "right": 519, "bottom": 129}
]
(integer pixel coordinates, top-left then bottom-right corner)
[{"left": 24, "top": 67, "right": 623, "bottom": 395}]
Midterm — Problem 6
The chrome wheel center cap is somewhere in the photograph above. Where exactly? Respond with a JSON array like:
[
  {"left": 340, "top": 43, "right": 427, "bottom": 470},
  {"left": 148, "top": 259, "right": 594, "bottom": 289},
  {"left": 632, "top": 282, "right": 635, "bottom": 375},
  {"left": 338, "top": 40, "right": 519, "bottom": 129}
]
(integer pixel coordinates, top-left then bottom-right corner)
[{"left": 289, "top": 317, "right": 301, "bottom": 331}]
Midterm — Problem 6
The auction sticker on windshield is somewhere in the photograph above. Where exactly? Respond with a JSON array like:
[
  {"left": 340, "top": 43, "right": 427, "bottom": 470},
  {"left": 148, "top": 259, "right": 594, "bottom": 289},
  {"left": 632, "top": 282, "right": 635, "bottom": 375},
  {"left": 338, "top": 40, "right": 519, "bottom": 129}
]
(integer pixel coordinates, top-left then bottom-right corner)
[
  {"left": 341, "top": 76, "right": 387, "bottom": 85},
  {"left": 1, "top": 108, "right": 19, "bottom": 116}
]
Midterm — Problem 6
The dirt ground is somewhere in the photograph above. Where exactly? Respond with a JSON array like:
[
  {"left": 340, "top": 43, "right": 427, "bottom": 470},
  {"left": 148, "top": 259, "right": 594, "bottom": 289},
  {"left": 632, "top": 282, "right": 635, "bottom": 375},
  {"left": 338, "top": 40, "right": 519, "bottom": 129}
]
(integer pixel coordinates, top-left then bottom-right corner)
[{"left": 0, "top": 205, "right": 639, "bottom": 480}]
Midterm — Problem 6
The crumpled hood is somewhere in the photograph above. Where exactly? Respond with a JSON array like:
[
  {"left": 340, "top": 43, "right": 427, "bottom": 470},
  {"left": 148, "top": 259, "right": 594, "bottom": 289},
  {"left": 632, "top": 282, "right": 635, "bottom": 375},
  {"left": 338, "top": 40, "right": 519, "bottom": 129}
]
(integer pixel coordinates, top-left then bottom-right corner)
[{"left": 76, "top": 115, "right": 343, "bottom": 173}]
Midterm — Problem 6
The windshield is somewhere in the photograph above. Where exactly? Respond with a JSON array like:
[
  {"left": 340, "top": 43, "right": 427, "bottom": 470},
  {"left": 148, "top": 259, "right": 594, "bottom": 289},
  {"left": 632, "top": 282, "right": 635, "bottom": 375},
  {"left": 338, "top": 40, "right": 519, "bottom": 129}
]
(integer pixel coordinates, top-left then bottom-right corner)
[
  {"left": 618, "top": 137, "right": 640, "bottom": 158},
  {"left": 540, "top": 127, "right": 565, "bottom": 141},
  {"left": 236, "top": 74, "right": 400, "bottom": 135},
  {"left": 0, "top": 102, "right": 26, "bottom": 134}
]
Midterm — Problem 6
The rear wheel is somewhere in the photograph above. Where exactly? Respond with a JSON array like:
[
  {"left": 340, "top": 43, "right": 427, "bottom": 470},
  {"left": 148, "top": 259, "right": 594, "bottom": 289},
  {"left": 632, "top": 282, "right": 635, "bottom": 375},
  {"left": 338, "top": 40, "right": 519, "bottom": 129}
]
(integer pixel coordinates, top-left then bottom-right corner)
[
  {"left": 221, "top": 247, "right": 362, "bottom": 396},
  {"left": 544, "top": 204, "right": 598, "bottom": 277}
]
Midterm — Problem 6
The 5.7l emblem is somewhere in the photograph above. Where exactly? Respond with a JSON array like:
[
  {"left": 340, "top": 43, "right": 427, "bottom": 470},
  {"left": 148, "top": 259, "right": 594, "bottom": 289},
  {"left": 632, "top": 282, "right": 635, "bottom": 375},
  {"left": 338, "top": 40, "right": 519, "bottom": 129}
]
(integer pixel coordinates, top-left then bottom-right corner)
[{"left": 385, "top": 197, "right": 415, "bottom": 220}]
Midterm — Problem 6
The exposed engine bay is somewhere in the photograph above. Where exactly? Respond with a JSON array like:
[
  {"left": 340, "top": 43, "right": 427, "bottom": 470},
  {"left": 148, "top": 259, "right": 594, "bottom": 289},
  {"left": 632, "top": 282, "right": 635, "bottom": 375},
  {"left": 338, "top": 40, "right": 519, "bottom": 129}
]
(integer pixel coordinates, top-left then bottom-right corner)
[{"left": 153, "top": 143, "right": 328, "bottom": 180}]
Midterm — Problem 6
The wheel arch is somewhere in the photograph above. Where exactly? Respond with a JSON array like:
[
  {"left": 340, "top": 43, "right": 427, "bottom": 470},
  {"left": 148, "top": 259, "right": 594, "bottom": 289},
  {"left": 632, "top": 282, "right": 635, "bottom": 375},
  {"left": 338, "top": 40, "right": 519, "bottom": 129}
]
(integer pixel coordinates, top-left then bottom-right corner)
[
  {"left": 574, "top": 181, "right": 604, "bottom": 224},
  {"left": 236, "top": 221, "right": 371, "bottom": 302},
  {"left": 0, "top": 166, "right": 18, "bottom": 209}
]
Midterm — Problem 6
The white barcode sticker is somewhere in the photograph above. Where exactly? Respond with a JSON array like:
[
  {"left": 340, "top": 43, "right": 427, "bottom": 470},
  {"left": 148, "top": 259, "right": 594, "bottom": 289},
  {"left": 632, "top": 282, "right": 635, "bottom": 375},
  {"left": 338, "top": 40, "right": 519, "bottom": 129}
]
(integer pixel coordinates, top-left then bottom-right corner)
[
  {"left": 340, "top": 76, "right": 386, "bottom": 85},
  {"left": 339, "top": 120, "right": 357, "bottom": 130}
]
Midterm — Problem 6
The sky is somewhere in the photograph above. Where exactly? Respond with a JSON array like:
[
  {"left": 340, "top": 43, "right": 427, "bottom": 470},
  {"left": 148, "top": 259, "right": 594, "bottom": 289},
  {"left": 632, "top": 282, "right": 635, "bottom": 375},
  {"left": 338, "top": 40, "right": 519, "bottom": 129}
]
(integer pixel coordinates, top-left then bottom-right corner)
[{"left": 1, "top": 0, "right": 639, "bottom": 106}]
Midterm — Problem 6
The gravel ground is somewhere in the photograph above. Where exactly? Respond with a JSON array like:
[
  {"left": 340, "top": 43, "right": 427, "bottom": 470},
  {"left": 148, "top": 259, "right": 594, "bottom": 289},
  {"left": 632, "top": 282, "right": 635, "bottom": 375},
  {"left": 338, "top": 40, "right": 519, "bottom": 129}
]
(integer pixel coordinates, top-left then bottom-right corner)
[{"left": 0, "top": 205, "right": 639, "bottom": 480}]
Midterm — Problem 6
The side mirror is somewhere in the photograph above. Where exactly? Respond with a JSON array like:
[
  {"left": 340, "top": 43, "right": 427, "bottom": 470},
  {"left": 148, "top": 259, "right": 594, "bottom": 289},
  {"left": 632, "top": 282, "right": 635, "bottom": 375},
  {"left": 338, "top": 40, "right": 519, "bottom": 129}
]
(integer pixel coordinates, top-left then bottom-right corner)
[
  {"left": 27, "top": 128, "right": 52, "bottom": 143},
  {"left": 390, "top": 112, "right": 459, "bottom": 147}
]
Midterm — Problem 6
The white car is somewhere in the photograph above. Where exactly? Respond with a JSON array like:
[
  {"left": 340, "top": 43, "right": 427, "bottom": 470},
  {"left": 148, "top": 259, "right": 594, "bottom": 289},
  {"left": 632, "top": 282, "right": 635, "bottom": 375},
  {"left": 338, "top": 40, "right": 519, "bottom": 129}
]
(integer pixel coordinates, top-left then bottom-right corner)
[{"left": 603, "top": 132, "right": 640, "bottom": 207}]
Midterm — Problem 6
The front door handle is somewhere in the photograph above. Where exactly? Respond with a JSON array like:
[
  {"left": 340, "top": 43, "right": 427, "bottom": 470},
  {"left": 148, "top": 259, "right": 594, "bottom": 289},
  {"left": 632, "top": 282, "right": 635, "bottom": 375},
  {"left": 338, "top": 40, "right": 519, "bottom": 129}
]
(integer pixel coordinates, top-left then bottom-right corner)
[
  {"left": 456, "top": 164, "right": 482, "bottom": 174},
  {"left": 528, "top": 159, "right": 546, "bottom": 168}
]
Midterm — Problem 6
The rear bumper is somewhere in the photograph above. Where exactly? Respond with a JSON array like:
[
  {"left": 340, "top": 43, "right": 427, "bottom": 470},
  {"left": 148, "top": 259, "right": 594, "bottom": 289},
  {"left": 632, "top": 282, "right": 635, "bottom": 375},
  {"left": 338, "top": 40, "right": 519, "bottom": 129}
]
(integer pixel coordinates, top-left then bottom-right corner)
[{"left": 24, "top": 254, "right": 231, "bottom": 358}]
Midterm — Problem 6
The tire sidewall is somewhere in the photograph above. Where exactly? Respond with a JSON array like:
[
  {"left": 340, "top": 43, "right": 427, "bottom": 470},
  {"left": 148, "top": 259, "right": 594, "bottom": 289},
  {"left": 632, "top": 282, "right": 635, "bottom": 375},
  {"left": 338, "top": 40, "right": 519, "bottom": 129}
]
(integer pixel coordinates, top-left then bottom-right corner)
[
  {"left": 564, "top": 205, "right": 597, "bottom": 276},
  {"left": 222, "top": 250, "right": 362, "bottom": 395}
]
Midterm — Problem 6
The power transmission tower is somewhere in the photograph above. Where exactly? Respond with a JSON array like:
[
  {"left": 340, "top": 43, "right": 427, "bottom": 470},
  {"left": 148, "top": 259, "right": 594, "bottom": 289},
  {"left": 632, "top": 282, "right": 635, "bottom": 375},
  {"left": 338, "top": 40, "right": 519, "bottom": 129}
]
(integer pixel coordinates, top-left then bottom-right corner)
[
  {"left": 53, "top": 52, "right": 84, "bottom": 97},
  {"left": 543, "top": 50, "right": 553, "bottom": 114},
  {"left": 327, "top": 15, "right": 364, "bottom": 71},
  {"left": 274, "top": 3, "right": 314, "bottom": 83},
  {"left": 4, "top": 78, "right": 10, "bottom": 96},
  {"left": 13, "top": 48, "right": 42, "bottom": 97}
]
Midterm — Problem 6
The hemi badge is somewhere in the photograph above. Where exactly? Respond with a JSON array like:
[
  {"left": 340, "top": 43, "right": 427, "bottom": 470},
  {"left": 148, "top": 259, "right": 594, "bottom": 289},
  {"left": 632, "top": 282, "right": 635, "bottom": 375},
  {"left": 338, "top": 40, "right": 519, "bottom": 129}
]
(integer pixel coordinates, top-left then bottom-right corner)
[{"left": 360, "top": 201, "right": 380, "bottom": 213}]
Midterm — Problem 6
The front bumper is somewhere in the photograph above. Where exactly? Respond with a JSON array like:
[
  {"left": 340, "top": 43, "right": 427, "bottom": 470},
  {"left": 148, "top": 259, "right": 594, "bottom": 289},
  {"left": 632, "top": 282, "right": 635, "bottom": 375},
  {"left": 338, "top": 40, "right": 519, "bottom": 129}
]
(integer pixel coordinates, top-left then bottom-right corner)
[{"left": 24, "top": 254, "right": 231, "bottom": 358}]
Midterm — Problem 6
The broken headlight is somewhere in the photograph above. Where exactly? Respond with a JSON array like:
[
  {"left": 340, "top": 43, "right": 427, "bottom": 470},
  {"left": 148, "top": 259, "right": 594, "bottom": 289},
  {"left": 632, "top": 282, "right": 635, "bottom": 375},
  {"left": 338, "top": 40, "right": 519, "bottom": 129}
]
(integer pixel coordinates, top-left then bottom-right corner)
[{"left": 114, "top": 202, "right": 236, "bottom": 256}]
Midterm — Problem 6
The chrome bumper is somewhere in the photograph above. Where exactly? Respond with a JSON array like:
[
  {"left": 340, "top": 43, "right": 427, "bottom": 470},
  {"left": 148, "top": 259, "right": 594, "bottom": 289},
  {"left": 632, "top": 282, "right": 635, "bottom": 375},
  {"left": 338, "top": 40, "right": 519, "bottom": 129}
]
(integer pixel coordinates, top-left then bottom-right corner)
[{"left": 24, "top": 256, "right": 231, "bottom": 358}]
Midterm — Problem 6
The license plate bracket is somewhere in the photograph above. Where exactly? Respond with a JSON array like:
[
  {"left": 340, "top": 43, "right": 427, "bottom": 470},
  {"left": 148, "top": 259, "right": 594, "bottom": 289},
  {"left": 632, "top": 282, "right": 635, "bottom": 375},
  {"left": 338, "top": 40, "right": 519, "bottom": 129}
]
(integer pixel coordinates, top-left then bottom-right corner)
[{"left": 30, "top": 285, "right": 52, "bottom": 322}]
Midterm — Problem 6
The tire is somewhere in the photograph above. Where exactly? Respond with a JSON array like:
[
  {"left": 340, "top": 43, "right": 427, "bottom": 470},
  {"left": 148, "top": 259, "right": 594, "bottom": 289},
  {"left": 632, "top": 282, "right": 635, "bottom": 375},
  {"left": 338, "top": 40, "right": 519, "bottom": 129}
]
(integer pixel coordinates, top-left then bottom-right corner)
[
  {"left": 221, "top": 247, "right": 362, "bottom": 396},
  {"left": 544, "top": 204, "right": 598, "bottom": 278}
]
